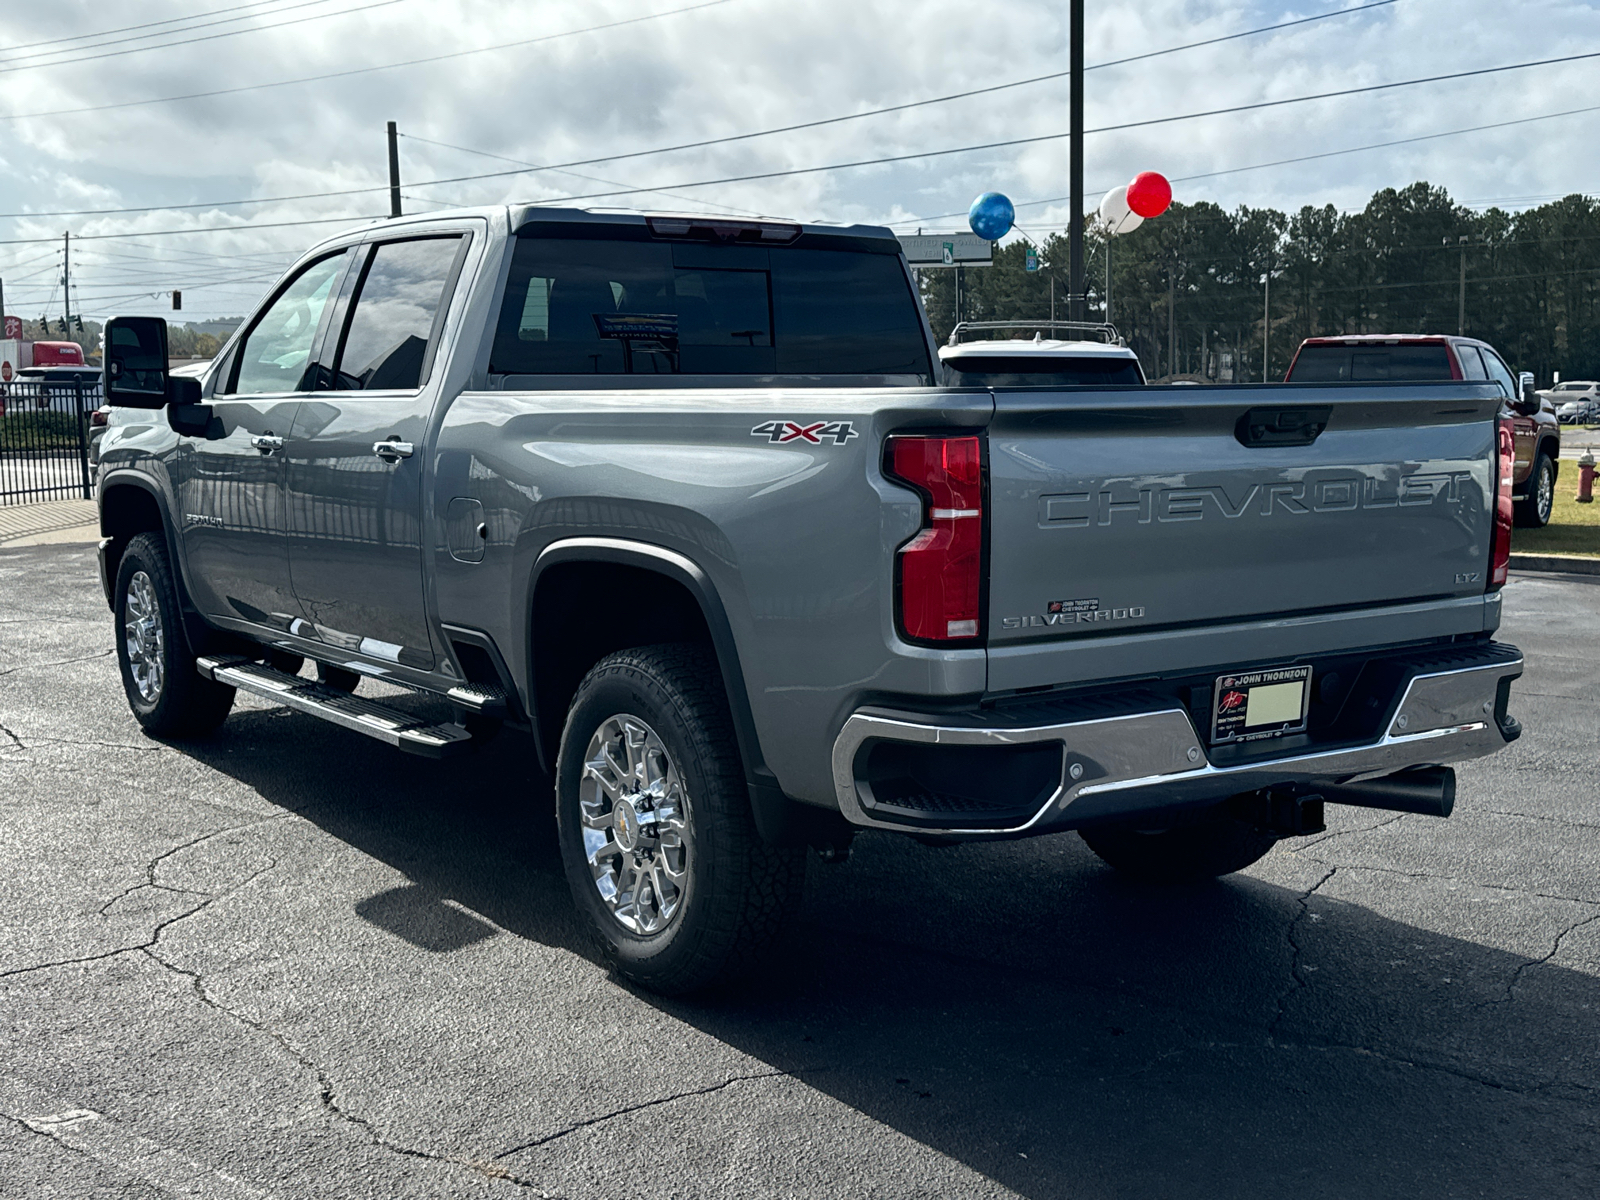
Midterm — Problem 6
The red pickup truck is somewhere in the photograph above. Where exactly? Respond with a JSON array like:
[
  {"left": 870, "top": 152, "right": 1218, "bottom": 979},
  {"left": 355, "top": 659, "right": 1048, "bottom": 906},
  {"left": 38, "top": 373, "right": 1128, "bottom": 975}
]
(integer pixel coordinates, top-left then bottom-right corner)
[{"left": 1285, "top": 334, "right": 1560, "bottom": 527}]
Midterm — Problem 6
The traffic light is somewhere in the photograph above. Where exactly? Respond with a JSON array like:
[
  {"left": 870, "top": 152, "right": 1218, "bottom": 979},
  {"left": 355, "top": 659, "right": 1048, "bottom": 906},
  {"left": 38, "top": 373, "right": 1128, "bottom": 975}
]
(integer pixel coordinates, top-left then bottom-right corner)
[
  {"left": 74, "top": 314, "right": 83, "bottom": 332},
  {"left": 56, "top": 318, "right": 66, "bottom": 334},
  {"left": 172, "top": 291, "right": 181, "bottom": 311}
]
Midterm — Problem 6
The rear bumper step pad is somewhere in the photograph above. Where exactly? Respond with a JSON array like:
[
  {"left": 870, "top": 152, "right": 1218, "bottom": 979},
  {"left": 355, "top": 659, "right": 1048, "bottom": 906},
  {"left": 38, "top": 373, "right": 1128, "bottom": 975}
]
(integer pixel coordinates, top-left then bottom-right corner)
[{"left": 196, "top": 655, "right": 475, "bottom": 758}]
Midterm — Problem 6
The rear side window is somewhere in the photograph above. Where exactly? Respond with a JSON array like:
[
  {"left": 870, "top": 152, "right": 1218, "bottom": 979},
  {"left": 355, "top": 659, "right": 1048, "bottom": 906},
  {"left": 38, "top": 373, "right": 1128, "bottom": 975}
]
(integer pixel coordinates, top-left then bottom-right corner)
[
  {"left": 490, "top": 236, "right": 930, "bottom": 381},
  {"left": 945, "top": 355, "right": 1144, "bottom": 387},
  {"left": 331, "top": 236, "right": 464, "bottom": 391},
  {"left": 1457, "top": 346, "right": 1488, "bottom": 379},
  {"left": 1288, "top": 344, "right": 1454, "bottom": 382}
]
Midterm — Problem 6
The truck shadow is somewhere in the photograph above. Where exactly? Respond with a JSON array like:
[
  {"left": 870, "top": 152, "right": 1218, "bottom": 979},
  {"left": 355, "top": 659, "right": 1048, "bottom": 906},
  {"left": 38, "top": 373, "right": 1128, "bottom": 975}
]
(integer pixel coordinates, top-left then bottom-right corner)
[{"left": 181, "top": 704, "right": 1600, "bottom": 1200}]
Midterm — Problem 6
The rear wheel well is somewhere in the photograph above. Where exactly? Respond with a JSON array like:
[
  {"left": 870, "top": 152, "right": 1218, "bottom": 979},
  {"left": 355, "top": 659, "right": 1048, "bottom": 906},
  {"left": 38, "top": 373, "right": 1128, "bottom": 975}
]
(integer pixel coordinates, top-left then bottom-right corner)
[{"left": 531, "top": 561, "right": 716, "bottom": 768}]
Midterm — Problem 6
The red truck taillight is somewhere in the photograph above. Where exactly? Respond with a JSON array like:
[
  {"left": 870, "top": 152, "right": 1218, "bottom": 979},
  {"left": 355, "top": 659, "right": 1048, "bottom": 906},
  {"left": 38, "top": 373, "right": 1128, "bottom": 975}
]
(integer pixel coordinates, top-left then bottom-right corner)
[
  {"left": 886, "top": 435, "right": 983, "bottom": 642},
  {"left": 1489, "top": 415, "right": 1515, "bottom": 590}
]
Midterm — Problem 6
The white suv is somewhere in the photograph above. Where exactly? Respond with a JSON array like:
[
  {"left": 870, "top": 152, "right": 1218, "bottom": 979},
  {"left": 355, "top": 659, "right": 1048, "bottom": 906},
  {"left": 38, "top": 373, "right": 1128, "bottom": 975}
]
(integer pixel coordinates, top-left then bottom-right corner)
[{"left": 938, "top": 321, "right": 1146, "bottom": 386}]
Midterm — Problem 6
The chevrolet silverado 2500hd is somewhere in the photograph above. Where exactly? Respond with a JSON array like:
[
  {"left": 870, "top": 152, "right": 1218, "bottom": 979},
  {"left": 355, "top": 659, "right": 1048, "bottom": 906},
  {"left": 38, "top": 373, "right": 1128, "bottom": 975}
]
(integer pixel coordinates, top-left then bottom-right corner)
[{"left": 96, "top": 206, "right": 1525, "bottom": 993}]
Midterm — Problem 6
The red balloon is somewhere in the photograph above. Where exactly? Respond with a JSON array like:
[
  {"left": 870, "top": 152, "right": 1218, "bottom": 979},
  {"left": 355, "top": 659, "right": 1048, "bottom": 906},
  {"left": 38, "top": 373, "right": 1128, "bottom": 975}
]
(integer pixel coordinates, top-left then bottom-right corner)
[{"left": 1126, "top": 171, "right": 1172, "bottom": 219}]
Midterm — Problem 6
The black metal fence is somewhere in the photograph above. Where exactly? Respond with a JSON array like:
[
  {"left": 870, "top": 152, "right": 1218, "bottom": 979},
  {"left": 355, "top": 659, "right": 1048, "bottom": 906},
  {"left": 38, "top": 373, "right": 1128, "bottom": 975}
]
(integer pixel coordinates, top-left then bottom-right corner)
[{"left": 0, "top": 378, "right": 100, "bottom": 505}]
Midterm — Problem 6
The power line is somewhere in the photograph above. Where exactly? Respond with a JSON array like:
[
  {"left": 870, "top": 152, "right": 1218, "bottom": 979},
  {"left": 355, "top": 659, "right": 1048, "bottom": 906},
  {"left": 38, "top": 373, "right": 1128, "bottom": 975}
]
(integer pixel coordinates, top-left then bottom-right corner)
[
  {"left": 402, "top": 133, "right": 780, "bottom": 218},
  {"left": 0, "top": 0, "right": 410, "bottom": 75},
  {"left": 884, "top": 102, "right": 1600, "bottom": 229},
  {"left": 11, "top": 43, "right": 1594, "bottom": 224},
  {"left": 0, "top": 214, "right": 382, "bottom": 247},
  {"left": 0, "top": 0, "right": 735, "bottom": 120},
  {"left": 387, "top": 48, "right": 1600, "bottom": 198},
  {"left": 0, "top": 0, "right": 310, "bottom": 56},
  {"left": 0, "top": 0, "right": 341, "bottom": 68}
]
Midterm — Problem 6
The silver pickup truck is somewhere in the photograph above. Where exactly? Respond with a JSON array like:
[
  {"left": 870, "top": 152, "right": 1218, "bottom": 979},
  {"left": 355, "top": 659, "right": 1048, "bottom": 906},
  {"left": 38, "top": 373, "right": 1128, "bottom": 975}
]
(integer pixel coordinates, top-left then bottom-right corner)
[{"left": 96, "top": 206, "right": 1525, "bottom": 993}]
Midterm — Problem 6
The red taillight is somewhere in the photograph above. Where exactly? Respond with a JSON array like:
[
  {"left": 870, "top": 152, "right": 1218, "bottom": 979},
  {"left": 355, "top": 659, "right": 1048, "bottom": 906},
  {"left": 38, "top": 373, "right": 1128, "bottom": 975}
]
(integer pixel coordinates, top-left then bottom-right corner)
[
  {"left": 1489, "top": 415, "right": 1515, "bottom": 590},
  {"left": 886, "top": 435, "right": 983, "bottom": 642}
]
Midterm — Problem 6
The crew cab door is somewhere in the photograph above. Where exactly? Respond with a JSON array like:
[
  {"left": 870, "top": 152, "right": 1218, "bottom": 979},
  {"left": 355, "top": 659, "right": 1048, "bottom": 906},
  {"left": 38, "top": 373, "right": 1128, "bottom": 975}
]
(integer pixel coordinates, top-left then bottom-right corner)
[
  {"left": 175, "top": 249, "right": 351, "bottom": 630},
  {"left": 283, "top": 232, "right": 470, "bottom": 672}
]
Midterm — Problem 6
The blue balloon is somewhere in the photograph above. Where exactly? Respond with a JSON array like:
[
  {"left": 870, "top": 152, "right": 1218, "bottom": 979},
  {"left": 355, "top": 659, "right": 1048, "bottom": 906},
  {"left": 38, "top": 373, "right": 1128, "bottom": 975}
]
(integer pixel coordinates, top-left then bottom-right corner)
[{"left": 968, "top": 192, "right": 1015, "bottom": 240}]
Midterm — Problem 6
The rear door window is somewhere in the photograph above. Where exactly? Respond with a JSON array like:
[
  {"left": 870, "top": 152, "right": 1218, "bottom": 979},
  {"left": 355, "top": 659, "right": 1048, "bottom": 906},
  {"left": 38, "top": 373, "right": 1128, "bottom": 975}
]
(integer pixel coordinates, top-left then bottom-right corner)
[
  {"left": 1457, "top": 345, "right": 1488, "bottom": 379},
  {"left": 490, "top": 236, "right": 929, "bottom": 381},
  {"left": 330, "top": 236, "right": 465, "bottom": 391}
]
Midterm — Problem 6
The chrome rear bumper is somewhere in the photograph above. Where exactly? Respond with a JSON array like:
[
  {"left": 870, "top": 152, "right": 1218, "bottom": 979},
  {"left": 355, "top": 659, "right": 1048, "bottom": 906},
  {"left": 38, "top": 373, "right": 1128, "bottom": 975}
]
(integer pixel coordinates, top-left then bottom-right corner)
[{"left": 831, "top": 646, "right": 1524, "bottom": 837}]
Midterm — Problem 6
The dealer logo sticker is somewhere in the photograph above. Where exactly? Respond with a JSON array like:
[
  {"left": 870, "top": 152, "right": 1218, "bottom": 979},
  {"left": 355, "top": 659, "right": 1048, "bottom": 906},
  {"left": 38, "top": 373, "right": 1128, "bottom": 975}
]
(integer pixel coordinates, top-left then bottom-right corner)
[{"left": 751, "top": 420, "right": 858, "bottom": 446}]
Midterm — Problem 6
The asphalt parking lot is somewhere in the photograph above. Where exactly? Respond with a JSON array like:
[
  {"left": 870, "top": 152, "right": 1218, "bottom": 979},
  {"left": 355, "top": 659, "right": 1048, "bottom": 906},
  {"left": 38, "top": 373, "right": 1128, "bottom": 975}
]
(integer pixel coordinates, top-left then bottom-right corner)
[{"left": 0, "top": 542, "right": 1596, "bottom": 1199}]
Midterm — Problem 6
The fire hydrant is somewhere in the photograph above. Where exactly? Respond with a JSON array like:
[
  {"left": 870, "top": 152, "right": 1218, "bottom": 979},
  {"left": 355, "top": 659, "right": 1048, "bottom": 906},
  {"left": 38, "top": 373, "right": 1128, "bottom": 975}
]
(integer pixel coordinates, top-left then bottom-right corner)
[{"left": 1578, "top": 452, "right": 1596, "bottom": 504}]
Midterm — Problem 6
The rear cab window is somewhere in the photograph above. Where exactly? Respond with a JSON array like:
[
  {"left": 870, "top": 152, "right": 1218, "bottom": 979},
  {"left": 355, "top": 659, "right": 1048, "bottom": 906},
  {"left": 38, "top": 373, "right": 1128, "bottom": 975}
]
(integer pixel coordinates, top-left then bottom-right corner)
[
  {"left": 489, "top": 229, "right": 931, "bottom": 384},
  {"left": 945, "top": 356, "right": 1144, "bottom": 387},
  {"left": 1287, "top": 343, "right": 1455, "bottom": 382}
]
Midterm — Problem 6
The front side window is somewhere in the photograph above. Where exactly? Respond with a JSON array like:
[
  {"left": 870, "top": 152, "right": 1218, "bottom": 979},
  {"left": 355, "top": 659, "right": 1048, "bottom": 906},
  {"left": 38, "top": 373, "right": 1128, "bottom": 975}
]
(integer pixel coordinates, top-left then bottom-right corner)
[
  {"left": 490, "top": 236, "right": 929, "bottom": 380},
  {"left": 331, "top": 236, "right": 464, "bottom": 391},
  {"left": 232, "top": 252, "right": 347, "bottom": 395},
  {"left": 1479, "top": 347, "right": 1518, "bottom": 398}
]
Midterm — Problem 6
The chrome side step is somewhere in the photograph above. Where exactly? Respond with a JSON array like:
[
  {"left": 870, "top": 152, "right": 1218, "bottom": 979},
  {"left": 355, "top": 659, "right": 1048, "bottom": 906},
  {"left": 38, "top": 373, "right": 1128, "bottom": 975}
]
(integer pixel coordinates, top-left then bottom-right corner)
[{"left": 196, "top": 655, "right": 476, "bottom": 758}]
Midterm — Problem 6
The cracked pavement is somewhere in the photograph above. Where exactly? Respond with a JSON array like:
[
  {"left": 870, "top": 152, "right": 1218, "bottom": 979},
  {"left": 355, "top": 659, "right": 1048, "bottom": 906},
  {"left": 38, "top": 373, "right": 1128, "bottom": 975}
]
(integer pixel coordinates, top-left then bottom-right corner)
[{"left": 1, "top": 543, "right": 1597, "bottom": 1198}]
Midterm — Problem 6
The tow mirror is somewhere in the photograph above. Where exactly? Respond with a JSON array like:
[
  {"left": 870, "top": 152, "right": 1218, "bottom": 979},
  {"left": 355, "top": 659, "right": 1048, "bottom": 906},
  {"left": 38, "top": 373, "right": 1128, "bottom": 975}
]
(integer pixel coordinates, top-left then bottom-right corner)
[
  {"left": 103, "top": 316, "right": 171, "bottom": 409},
  {"left": 1516, "top": 370, "right": 1541, "bottom": 416}
]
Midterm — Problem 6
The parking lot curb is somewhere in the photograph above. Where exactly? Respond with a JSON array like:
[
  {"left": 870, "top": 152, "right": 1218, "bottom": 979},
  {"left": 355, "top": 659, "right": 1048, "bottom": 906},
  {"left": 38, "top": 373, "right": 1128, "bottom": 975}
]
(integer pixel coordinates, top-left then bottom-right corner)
[{"left": 1509, "top": 552, "right": 1600, "bottom": 576}]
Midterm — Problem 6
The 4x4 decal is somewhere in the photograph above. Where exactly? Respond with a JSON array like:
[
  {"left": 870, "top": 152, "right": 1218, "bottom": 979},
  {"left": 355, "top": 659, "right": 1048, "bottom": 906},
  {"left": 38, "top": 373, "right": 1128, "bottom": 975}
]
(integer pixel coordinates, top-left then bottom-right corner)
[{"left": 751, "top": 420, "right": 858, "bottom": 446}]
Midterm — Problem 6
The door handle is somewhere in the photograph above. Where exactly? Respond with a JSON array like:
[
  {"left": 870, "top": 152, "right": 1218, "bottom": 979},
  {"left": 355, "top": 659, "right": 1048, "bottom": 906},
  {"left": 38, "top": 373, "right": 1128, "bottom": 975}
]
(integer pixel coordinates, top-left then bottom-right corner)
[
  {"left": 250, "top": 434, "right": 284, "bottom": 455},
  {"left": 373, "top": 439, "right": 414, "bottom": 462}
]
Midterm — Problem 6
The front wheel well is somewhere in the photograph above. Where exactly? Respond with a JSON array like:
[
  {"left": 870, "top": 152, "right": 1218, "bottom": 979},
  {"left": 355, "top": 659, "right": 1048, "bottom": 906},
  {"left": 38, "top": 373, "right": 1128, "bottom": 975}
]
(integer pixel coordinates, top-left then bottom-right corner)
[
  {"left": 531, "top": 561, "right": 715, "bottom": 769},
  {"left": 99, "top": 482, "right": 166, "bottom": 599}
]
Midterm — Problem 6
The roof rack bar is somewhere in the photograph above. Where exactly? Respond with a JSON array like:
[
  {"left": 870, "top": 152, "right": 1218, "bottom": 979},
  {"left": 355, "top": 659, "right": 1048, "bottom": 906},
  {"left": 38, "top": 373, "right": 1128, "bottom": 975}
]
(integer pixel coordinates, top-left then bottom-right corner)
[{"left": 946, "top": 319, "right": 1123, "bottom": 347}]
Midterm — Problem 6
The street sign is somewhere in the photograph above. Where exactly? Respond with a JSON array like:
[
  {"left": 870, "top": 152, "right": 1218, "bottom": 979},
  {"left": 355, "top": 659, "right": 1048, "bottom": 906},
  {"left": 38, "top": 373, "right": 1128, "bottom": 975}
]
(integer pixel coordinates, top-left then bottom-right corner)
[
  {"left": 898, "top": 233, "right": 994, "bottom": 268},
  {"left": 1024, "top": 248, "right": 1039, "bottom": 272},
  {"left": 1, "top": 361, "right": 11, "bottom": 382},
  {"left": 2, "top": 316, "right": 20, "bottom": 340}
]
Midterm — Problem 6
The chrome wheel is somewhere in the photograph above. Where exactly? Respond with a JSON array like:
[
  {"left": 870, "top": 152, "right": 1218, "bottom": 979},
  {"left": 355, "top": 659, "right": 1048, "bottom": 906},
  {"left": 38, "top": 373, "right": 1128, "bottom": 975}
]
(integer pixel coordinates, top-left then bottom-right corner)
[
  {"left": 1537, "top": 460, "right": 1554, "bottom": 523},
  {"left": 123, "top": 570, "right": 164, "bottom": 703},
  {"left": 579, "top": 714, "right": 691, "bottom": 935}
]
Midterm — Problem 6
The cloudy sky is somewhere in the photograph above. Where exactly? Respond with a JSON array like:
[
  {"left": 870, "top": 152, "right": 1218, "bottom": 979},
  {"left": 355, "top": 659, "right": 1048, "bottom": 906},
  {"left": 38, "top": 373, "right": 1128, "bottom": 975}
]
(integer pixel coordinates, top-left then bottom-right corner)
[{"left": 1, "top": 0, "right": 1596, "bottom": 323}]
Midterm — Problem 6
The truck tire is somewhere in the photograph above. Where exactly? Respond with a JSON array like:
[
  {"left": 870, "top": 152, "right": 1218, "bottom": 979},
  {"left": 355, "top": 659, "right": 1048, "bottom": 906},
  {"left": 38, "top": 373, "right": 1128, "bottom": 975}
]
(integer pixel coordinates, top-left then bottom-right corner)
[
  {"left": 1079, "top": 808, "right": 1277, "bottom": 882},
  {"left": 555, "top": 644, "right": 805, "bottom": 994},
  {"left": 1515, "top": 450, "right": 1555, "bottom": 528},
  {"left": 114, "top": 532, "right": 235, "bottom": 737}
]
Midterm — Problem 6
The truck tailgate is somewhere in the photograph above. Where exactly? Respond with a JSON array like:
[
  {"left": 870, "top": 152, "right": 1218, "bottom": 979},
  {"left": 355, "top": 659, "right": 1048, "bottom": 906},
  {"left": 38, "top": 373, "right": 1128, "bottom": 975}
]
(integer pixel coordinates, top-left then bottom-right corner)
[{"left": 985, "top": 383, "right": 1504, "bottom": 680}]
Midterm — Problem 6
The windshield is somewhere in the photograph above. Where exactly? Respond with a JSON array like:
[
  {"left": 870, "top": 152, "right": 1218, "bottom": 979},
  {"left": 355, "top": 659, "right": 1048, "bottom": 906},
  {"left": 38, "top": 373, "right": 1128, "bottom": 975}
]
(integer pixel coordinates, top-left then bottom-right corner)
[
  {"left": 945, "top": 355, "right": 1144, "bottom": 387},
  {"left": 1288, "top": 343, "right": 1454, "bottom": 382}
]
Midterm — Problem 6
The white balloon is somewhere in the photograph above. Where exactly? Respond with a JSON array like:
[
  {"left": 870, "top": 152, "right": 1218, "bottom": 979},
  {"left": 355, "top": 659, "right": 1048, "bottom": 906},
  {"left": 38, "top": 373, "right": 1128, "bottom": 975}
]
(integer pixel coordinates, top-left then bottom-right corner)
[{"left": 1097, "top": 185, "right": 1144, "bottom": 236}]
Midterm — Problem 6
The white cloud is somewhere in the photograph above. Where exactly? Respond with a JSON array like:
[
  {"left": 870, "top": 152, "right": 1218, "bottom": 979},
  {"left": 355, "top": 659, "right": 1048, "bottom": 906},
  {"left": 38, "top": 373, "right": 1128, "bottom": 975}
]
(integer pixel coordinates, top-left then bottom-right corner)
[{"left": 1, "top": 0, "right": 1595, "bottom": 320}]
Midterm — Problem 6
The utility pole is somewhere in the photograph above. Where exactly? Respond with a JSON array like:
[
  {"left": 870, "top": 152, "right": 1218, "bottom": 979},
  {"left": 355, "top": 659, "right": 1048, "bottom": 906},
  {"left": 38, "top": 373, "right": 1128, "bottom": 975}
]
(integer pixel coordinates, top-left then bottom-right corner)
[
  {"left": 62, "top": 231, "right": 70, "bottom": 334},
  {"left": 1167, "top": 265, "right": 1175, "bottom": 378},
  {"left": 1105, "top": 234, "right": 1112, "bottom": 325},
  {"left": 387, "top": 121, "right": 402, "bottom": 218},
  {"left": 1068, "top": 0, "right": 1084, "bottom": 322},
  {"left": 1456, "top": 234, "right": 1468, "bottom": 335},
  {"left": 1262, "top": 260, "right": 1271, "bottom": 383}
]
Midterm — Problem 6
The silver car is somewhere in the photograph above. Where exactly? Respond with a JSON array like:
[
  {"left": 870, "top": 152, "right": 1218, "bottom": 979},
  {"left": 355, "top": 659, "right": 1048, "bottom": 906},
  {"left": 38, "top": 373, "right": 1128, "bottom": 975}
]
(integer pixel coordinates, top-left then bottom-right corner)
[{"left": 1550, "top": 380, "right": 1600, "bottom": 423}]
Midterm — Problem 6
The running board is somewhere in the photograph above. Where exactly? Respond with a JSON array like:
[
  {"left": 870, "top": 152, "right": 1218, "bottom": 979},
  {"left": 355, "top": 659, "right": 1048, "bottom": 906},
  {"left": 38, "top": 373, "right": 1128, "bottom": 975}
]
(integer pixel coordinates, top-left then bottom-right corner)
[{"left": 196, "top": 655, "right": 476, "bottom": 758}]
